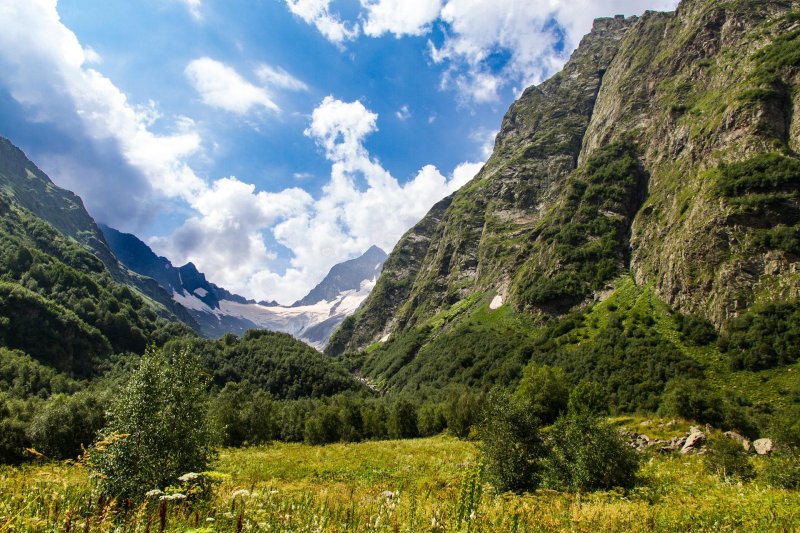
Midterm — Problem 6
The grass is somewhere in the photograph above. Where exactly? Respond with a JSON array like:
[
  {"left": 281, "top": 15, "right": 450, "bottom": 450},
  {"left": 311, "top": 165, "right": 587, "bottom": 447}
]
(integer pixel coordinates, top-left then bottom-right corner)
[{"left": 0, "top": 436, "right": 798, "bottom": 532}]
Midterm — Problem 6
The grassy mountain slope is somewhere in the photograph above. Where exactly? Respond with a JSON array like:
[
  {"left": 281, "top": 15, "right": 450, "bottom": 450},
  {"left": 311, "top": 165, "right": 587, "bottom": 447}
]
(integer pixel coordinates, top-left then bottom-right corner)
[
  {"left": 0, "top": 193, "right": 193, "bottom": 376},
  {"left": 0, "top": 137, "right": 199, "bottom": 330},
  {"left": 329, "top": 0, "right": 800, "bottom": 409}
]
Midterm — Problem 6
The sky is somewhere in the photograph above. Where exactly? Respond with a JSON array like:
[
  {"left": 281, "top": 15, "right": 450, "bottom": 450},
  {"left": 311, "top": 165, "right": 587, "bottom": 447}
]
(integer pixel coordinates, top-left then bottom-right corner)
[{"left": 0, "top": 0, "right": 679, "bottom": 304}]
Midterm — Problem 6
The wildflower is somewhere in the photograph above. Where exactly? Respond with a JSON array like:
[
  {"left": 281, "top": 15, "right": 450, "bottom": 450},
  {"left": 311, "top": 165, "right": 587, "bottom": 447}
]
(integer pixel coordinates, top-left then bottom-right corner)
[
  {"left": 145, "top": 489, "right": 164, "bottom": 498},
  {"left": 159, "top": 493, "right": 187, "bottom": 501},
  {"left": 178, "top": 472, "right": 200, "bottom": 483},
  {"left": 231, "top": 489, "right": 251, "bottom": 499},
  {"left": 206, "top": 517, "right": 216, "bottom": 523}
]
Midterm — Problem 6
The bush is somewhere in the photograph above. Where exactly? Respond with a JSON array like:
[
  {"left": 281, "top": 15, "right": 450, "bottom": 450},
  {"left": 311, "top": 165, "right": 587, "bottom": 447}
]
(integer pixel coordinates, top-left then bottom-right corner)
[
  {"left": 659, "top": 378, "right": 726, "bottom": 426},
  {"left": 418, "top": 402, "right": 447, "bottom": 437},
  {"left": 721, "top": 301, "right": 800, "bottom": 371},
  {"left": 478, "top": 392, "right": 544, "bottom": 493},
  {"left": 542, "top": 414, "right": 639, "bottom": 492},
  {"left": 210, "top": 382, "right": 276, "bottom": 446},
  {"left": 388, "top": 399, "right": 419, "bottom": 439},
  {"left": 513, "top": 364, "right": 569, "bottom": 425},
  {"left": 675, "top": 314, "right": 717, "bottom": 346},
  {"left": 0, "top": 393, "right": 32, "bottom": 464},
  {"left": 86, "top": 347, "right": 216, "bottom": 500},
  {"left": 659, "top": 378, "right": 756, "bottom": 437},
  {"left": 444, "top": 387, "right": 483, "bottom": 438},
  {"left": 27, "top": 390, "right": 106, "bottom": 459},
  {"left": 762, "top": 407, "right": 800, "bottom": 489},
  {"left": 704, "top": 434, "right": 755, "bottom": 482},
  {"left": 568, "top": 381, "right": 608, "bottom": 415}
]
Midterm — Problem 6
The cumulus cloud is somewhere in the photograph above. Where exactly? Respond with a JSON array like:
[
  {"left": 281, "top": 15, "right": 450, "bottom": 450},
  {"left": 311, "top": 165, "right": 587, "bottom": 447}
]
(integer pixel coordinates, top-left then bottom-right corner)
[
  {"left": 0, "top": 0, "right": 205, "bottom": 215},
  {"left": 361, "top": 0, "right": 443, "bottom": 37},
  {"left": 284, "top": 0, "right": 359, "bottom": 44},
  {"left": 156, "top": 96, "right": 483, "bottom": 303},
  {"left": 186, "top": 58, "right": 280, "bottom": 115},
  {"left": 431, "top": 0, "right": 680, "bottom": 102},
  {"left": 0, "top": 1, "right": 481, "bottom": 304},
  {"left": 255, "top": 64, "right": 309, "bottom": 92},
  {"left": 283, "top": 0, "right": 680, "bottom": 102}
]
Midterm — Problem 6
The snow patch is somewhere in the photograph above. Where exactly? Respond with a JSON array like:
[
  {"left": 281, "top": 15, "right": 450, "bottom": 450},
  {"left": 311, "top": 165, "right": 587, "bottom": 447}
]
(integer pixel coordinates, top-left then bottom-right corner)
[
  {"left": 489, "top": 295, "right": 503, "bottom": 310},
  {"left": 173, "top": 290, "right": 215, "bottom": 314},
  {"left": 193, "top": 288, "right": 208, "bottom": 297}
]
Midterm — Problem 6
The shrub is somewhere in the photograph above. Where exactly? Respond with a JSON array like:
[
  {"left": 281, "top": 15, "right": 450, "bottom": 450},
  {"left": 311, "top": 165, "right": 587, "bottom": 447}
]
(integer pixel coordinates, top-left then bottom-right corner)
[
  {"left": 210, "top": 381, "right": 276, "bottom": 446},
  {"left": 659, "top": 378, "right": 726, "bottom": 426},
  {"left": 27, "top": 390, "right": 106, "bottom": 459},
  {"left": 568, "top": 381, "right": 608, "bottom": 415},
  {"left": 542, "top": 414, "right": 639, "bottom": 492},
  {"left": 675, "top": 314, "right": 717, "bottom": 346},
  {"left": 721, "top": 301, "right": 800, "bottom": 371},
  {"left": 762, "top": 407, "right": 800, "bottom": 489},
  {"left": 704, "top": 434, "right": 755, "bottom": 482},
  {"left": 387, "top": 399, "right": 419, "bottom": 439},
  {"left": 478, "top": 391, "right": 544, "bottom": 493},
  {"left": 417, "top": 402, "right": 447, "bottom": 437},
  {"left": 513, "top": 364, "right": 569, "bottom": 425},
  {"left": 86, "top": 347, "right": 216, "bottom": 500},
  {"left": 444, "top": 386, "right": 483, "bottom": 438}
]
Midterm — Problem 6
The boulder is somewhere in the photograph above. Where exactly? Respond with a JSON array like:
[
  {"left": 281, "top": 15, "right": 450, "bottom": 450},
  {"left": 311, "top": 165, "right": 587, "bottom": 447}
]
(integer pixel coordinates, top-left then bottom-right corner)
[
  {"left": 724, "top": 431, "right": 752, "bottom": 452},
  {"left": 681, "top": 429, "right": 706, "bottom": 454},
  {"left": 753, "top": 438, "right": 774, "bottom": 456}
]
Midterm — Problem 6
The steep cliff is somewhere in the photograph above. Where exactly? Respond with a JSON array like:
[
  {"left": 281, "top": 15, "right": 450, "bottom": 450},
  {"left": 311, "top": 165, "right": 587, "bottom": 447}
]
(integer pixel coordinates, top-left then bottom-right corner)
[{"left": 328, "top": 0, "right": 800, "bottom": 399}]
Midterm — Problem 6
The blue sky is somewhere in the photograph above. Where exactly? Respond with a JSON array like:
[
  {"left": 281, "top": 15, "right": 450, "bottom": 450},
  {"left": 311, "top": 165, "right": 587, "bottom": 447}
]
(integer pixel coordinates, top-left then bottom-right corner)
[{"left": 0, "top": 0, "right": 679, "bottom": 303}]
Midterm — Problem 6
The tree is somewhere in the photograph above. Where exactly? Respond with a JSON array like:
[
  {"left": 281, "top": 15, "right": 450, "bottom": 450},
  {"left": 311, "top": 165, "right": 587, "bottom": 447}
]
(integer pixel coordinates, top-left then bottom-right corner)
[
  {"left": 388, "top": 399, "right": 418, "bottom": 439},
  {"left": 27, "top": 390, "right": 106, "bottom": 459},
  {"left": 513, "top": 363, "right": 569, "bottom": 425},
  {"left": 478, "top": 391, "right": 544, "bottom": 493},
  {"left": 86, "top": 347, "right": 216, "bottom": 500}
]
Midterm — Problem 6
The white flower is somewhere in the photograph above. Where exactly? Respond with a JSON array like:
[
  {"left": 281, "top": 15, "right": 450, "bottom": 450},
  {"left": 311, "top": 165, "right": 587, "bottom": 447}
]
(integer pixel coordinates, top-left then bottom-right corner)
[
  {"left": 145, "top": 489, "right": 164, "bottom": 498},
  {"left": 178, "top": 472, "right": 200, "bottom": 483},
  {"left": 231, "top": 489, "right": 251, "bottom": 499},
  {"left": 160, "top": 493, "right": 187, "bottom": 501}
]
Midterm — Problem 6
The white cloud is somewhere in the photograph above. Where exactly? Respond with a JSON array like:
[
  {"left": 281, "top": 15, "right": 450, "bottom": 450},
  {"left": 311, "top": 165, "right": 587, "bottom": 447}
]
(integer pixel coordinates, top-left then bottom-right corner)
[
  {"left": 396, "top": 105, "right": 411, "bottom": 121},
  {"left": 174, "top": 0, "right": 202, "bottom": 20},
  {"left": 431, "top": 0, "right": 681, "bottom": 102},
  {"left": 157, "top": 97, "right": 482, "bottom": 303},
  {"left": 281, "top": 0, "right": 680, "bottom": 103},
  {"left": 185, "top": 58, "right": 279, "bottom": 115},
  {"left": 361, "top": 0, "right": 442, "bottom": 37},
  {"left": 255, "top": 64, "right": 309, "bottom": 92},
  {"left": 284, "top": 0, "right": 359, "bottom": 44},
  {"left": 0, "top": 0, "right": 206, "bottom": 208}
]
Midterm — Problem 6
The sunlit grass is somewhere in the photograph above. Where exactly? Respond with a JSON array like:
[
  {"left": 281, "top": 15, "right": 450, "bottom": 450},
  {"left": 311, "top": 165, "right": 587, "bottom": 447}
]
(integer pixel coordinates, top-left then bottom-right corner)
[{"left": 0, "top": 436, "right": 797, "bottom": 532}]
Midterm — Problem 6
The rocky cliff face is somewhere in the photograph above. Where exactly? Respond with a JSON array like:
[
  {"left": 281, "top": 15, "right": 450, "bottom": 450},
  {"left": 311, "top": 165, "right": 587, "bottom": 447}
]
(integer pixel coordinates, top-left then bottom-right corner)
[{"left": 329, "top": 0, "right": 800, "bottom": 356}]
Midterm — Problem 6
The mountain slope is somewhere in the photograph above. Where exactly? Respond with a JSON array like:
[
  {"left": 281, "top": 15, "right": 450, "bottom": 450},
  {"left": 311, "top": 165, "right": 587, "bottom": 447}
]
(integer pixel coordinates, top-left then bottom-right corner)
[
  {"left": 0, "top": 137, "right": 199, "bottom": 330},
  {"left": 293, "top": 245, "right": 386, "bottom": 307},
  {"left": 0, "top": 189, "right": 193, "bottom": 377},
  {"left": 101, "top": 225, "right": 386, "bottom": 346},
  {"left": 328, "top": 0, "right": 800, "bottom": 405}
]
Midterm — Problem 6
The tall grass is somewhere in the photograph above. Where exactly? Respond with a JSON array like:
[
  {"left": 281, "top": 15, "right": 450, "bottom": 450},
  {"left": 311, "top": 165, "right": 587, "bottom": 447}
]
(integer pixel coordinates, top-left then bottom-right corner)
[{"left": 0, "top": 435, "right": 797, "bottom": 531}]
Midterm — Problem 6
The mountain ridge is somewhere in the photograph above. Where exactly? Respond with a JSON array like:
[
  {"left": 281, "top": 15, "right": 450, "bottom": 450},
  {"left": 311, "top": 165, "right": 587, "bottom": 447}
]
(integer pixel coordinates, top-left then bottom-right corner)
[
  {"left": 101, "top": 223, "right": 387, "bottom": 346},
  {"left": 326, "top": 0, "right": 800, "bottom": 403}
]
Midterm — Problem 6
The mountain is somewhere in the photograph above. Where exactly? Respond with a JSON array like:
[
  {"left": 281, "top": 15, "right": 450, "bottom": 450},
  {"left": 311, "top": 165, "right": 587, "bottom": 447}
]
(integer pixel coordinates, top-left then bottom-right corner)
[
  {"left": 0, "top": 137, "right": 199, "bottom": 330},
  {"left": 293, "top": 245, "right": 387, "bottom": 307},
  {"left": 0, "top": 139, "right": 197, "bottom": 377},
  {"left": 101, "top": 224, "right": 387, "bottom": 347},
  {"left": 327, "top": 0, "right": 800, "bottom": 407}
]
